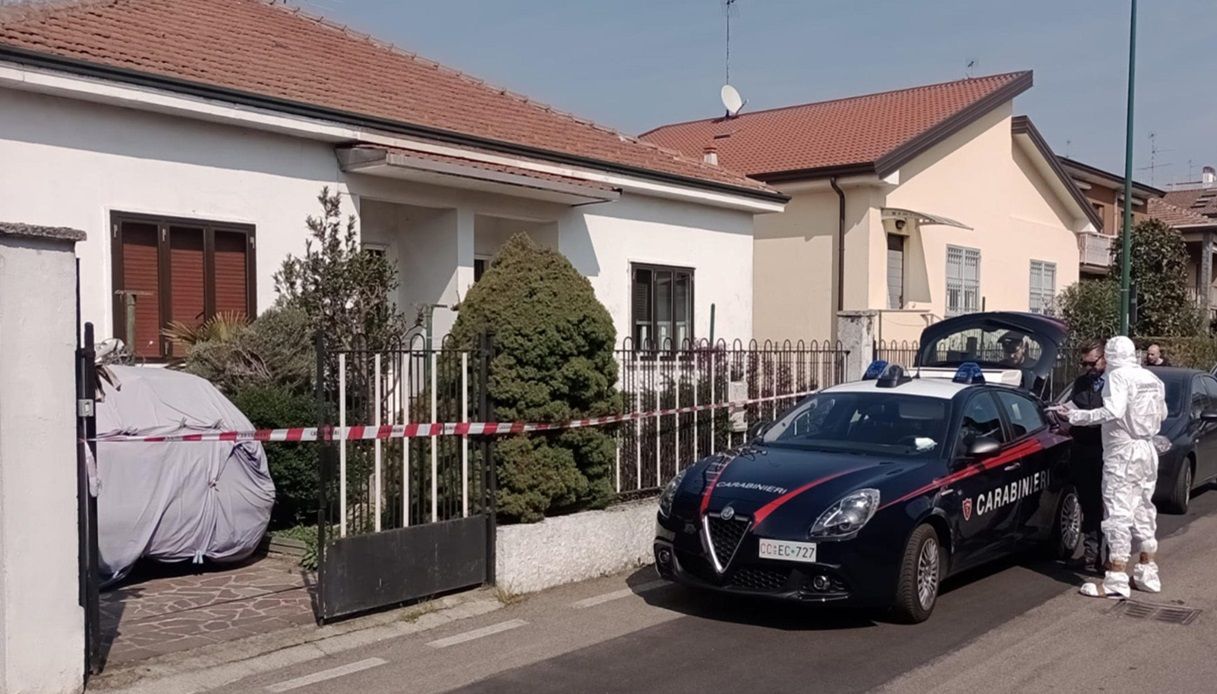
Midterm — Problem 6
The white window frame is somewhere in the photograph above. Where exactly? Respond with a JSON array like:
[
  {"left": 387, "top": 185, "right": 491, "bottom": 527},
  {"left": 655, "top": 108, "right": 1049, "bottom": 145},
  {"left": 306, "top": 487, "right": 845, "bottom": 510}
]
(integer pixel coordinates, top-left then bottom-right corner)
[
  {"left": 945, "top": 245, "right": 981, "bottom": 317},
  {"left": 1029, "top": 260, "right": 1057, "bottom": 315}
]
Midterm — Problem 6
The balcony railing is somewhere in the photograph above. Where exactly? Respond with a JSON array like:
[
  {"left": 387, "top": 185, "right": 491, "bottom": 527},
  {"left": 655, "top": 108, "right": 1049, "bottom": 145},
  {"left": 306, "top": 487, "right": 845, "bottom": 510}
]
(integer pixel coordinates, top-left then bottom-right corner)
[{"left": 1078, "top": 232, "right": 1113, "bottom": 270}]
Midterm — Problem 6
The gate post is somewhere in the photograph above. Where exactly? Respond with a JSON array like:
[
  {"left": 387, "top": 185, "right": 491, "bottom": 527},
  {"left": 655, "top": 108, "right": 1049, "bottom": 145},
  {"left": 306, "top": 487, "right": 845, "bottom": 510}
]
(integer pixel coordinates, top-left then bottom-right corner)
[
  {"left": 314, "top": 331, "right": 331, "bottom": 624},
  {"left": 76, "top": 323, "right": 101, "bottom": 677},
  {"left": 479, "top": 332, "right": 497, "bottom": 585},
  {"left": 836, "top": 310, "right": 879, "bottom": 380}
]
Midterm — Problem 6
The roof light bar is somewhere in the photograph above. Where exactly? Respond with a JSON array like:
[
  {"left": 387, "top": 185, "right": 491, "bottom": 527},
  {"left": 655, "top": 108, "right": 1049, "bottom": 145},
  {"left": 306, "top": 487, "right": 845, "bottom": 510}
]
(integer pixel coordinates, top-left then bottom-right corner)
[
  {"left": 876, "top": 364, "right": 911, "bottom": 388},
  {"left": 953, "top": 362, "right": 986, "bottom": 385},
  {"left": 863, "top": 360, "right": 889, "bottom": 380}
]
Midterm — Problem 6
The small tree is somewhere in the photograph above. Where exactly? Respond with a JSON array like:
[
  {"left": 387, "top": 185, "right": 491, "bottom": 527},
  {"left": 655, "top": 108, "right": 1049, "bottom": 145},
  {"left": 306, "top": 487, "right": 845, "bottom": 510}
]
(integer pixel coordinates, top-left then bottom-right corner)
[
  {"left": 1112, "top": 218, "right": 1207, "bottom": 337},
  {"left": 274, "top": 188, "right": 407, "bottom": 350},
  {"left": 1059, "top": 219, "right": 1206, "bottom": 339},
  {"left": 447, "top": 234, "right": 620, "bottom": 522}
]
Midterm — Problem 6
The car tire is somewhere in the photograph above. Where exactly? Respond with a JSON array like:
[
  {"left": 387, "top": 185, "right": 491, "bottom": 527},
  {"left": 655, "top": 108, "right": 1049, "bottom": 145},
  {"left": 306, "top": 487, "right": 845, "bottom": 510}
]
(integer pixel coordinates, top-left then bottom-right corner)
[
  {"left": 1046, "top": 485, "right": 1083, "bottom": 560},
  {"left": 1163, "top": 458, "right": 1193, "bottom": 515},
  {"left": 891, "top": 524, "right": 942, "bottom": 624}
]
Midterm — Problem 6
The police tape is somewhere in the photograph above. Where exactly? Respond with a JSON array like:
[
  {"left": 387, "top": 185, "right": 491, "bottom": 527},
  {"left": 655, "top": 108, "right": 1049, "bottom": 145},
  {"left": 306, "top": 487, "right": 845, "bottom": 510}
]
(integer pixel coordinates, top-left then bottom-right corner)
[{"left": 93, "top": 389, "right": 818, "bottom": 444}]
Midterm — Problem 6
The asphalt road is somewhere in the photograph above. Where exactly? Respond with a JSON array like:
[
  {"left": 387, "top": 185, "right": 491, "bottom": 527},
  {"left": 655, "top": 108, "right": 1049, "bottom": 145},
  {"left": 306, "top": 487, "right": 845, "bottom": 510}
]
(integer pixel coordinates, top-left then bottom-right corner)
[{"left": 217, "top": 489, "right": 1217, "bottom": 694}]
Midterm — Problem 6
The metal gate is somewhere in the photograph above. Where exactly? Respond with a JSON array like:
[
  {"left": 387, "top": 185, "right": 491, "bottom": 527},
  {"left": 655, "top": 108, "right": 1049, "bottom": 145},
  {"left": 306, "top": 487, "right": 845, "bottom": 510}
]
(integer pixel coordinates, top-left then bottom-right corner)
[
  {"left": 76, "top": 314, "right": 103, "bottom": 676},
  {"left": 315, "top": 334, "right": 495, "bottom": 621}
]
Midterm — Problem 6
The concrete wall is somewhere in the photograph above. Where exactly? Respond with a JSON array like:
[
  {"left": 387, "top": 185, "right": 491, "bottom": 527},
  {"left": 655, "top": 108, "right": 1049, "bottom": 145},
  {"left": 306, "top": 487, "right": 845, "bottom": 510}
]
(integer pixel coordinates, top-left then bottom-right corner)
[
  {"left": 0, "top": 229, "right": 85, "bottom": 694},
  {"left": 496, "top": 500, "right": 656, "bottom": 595},
  {"left": 1, "top": 88, "right": 759, "bottom": 348}
]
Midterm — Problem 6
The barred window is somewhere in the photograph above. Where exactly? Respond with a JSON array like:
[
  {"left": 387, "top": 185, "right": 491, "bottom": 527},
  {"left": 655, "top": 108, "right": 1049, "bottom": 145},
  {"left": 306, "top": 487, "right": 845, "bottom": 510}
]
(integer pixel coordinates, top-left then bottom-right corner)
[
  {"left": 945, "top": 246, "right": 980, "bottom": 317},
  {"left": 1029, "top": 260, "right": 1057, "bottom": 315}
]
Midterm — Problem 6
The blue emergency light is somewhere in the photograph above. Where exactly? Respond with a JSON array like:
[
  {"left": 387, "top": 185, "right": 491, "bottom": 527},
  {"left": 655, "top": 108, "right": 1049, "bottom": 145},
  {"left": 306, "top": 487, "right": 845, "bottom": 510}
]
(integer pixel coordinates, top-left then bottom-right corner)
[
  {"left": 876, "top": 363, "right": 911, "bottom": 388},
  {"left": 952, "top": 362, "right": 986, "bottom": 385},
  {"left": 863, "top": 360, "right": 889, "bottom": 380}
]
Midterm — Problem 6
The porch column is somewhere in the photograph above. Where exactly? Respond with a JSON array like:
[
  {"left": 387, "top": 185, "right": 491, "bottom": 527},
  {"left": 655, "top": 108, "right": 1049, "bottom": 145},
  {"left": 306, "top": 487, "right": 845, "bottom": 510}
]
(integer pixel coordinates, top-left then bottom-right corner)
[
  {"left": 0, "top": 225, "right": 86, "bottom": 694},
  {"left": 1203, "top": 231, "right": 1214, "bottom": 309}
]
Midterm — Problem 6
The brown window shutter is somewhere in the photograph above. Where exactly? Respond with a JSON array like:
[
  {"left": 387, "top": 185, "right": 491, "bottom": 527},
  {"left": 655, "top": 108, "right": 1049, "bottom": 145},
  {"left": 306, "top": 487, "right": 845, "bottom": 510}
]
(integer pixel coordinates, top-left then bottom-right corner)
[
  {"left": 120, "top": 222, "right": 162, "bottom": 358},
  {"left": 213, "top": 231, "right": 249, "bottom": 318},
  {"left": 168, "top": 227, "right": 206, "bottom": 357}
]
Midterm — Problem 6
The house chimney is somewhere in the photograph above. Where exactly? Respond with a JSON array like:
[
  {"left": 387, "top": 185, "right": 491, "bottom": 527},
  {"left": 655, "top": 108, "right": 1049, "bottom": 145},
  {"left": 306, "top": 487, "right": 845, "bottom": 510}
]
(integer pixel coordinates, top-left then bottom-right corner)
[
  {"left": 1203, "top": 165, "right": 1216, "bottom": 187},
  {"left": 703, "top": 145, "right": 718, "bottom": 166}
]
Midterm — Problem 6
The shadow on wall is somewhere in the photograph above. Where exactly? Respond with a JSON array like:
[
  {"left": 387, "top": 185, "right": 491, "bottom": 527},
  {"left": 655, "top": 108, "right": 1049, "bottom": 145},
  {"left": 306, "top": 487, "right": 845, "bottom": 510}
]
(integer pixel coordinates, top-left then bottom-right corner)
[{"left": 4, "top": 89, "right": 339, "bottom": 181}]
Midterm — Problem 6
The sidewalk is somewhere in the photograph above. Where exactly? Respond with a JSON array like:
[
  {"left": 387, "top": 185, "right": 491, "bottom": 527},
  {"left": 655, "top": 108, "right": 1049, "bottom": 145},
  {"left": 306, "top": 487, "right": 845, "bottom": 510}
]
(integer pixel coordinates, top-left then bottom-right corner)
[
  {"left": 879, "top": 508, "right": 1217, "bottom": 693},
  {"left": 100, "top": 556, "right": 315, "bottom": 667}
]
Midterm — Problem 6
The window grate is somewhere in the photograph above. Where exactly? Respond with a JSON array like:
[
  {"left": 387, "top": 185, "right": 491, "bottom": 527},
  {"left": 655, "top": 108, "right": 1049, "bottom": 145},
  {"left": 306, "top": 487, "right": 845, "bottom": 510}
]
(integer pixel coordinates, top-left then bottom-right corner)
[{"left": 1110, "top": 600, "right": 1201, "bottom": 625}]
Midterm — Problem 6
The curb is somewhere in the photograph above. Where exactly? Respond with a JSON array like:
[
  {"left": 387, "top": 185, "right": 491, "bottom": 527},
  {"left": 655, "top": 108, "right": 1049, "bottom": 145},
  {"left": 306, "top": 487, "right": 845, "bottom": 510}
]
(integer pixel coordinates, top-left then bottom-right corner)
[{"left": 90, "top": 588, "right": 504, "bottom": 693}]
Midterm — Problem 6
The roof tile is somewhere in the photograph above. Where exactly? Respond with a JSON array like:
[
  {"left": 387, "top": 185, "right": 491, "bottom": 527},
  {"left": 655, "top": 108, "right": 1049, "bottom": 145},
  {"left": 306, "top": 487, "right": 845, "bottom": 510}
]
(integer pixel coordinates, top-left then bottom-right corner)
[
  {"left": 0, "top": 0, "right": 774, "bottom": 196},
  {"left": 641, "top": 72, "right": 1031, "bottom": 179},
  {"left": 1149, "top": 197, "right": 1217, "bottom": 228}
]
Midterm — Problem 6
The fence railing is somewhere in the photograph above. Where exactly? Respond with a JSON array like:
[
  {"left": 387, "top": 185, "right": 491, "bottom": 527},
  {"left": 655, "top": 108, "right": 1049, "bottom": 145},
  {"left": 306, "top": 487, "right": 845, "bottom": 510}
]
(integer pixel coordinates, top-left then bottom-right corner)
[
  {"left": 874, "top": 339, "right": 919, "bottom": 369},
  {"left": 323, "top": 336, "right": 489, "bottom": 538},
  {"left": 613, "top": 338, "right": 850, "bottom": 495}
]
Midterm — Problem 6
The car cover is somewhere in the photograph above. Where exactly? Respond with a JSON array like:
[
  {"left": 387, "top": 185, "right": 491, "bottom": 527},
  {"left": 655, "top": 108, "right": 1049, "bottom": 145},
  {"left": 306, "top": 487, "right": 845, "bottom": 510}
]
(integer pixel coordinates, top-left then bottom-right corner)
[{"left": 93, "top": 365, "right": 275, "bottom": 585}]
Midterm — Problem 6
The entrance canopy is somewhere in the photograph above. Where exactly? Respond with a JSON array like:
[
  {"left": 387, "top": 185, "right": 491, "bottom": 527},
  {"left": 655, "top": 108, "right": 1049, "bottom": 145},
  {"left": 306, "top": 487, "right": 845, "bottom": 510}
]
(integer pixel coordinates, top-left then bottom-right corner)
[{"left": 881, "top": 207, "right": 972, "bottom": 230}]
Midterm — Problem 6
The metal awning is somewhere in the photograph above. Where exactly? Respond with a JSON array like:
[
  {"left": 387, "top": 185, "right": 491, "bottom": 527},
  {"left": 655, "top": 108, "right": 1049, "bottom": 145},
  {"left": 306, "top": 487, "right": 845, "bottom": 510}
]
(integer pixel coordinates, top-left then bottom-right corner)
[{"left": 882, "top": 207, "right": 972, "bottom": 230}]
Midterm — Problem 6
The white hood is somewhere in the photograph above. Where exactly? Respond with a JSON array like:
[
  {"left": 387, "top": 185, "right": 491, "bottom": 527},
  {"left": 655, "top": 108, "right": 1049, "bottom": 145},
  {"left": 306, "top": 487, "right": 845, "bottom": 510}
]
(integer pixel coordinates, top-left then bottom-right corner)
[{"left": 1105, "top": 335, "right": 1140, "bottom": 372}]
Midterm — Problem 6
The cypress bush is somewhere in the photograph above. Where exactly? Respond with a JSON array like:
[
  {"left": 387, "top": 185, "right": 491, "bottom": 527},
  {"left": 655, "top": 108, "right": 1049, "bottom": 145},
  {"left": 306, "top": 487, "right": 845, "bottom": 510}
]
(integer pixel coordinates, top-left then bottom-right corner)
[{"left": 447, "top": 234, "right": 620, "bottom": 522}]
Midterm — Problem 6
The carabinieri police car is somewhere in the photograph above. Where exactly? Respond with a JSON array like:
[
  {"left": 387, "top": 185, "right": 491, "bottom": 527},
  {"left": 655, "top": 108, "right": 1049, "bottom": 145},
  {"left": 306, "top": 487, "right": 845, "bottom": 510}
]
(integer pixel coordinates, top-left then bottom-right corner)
[{"left": 653, "top": 312, "right": 1079, "bottom": 623}]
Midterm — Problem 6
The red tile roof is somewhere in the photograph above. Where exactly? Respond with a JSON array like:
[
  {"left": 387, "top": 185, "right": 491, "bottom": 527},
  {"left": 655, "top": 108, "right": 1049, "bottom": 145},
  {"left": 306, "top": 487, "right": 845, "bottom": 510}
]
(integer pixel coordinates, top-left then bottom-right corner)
[
  {"left": 0, "top": 0, "right": 778, "bottom": 198},
  {"left": 1163, "top": 188, "right": 1217, "bottom": 219},
  {"left": 1149, "top": 197, "right": 1217, "bottom": 228},
  {"left": 640, "top": 72, "right": 1033, "bottom": 181}
]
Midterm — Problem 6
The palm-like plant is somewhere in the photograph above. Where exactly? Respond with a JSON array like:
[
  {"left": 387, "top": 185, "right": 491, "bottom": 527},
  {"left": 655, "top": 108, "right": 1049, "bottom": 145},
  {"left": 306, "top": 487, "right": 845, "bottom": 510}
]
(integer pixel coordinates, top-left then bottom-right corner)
[{"left": 162, "top": 311, "right": 250, "bottom": 348}]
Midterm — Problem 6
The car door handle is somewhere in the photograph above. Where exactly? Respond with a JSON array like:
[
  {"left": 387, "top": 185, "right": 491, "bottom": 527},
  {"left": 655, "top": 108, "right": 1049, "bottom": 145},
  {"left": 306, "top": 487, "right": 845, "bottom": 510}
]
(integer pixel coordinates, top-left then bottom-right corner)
[{"left": 1004, "top": 462, "right": 1022, "bottom": 472}]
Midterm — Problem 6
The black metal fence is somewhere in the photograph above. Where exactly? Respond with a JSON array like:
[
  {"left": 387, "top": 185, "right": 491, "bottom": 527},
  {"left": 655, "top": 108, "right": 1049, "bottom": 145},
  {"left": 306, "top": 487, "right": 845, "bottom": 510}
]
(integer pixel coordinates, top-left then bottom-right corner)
[
  {"left": 874, "top": 339, "right": 919, "bottom": 369},
  {"left": 614, "top": 338, "right": 850, "bottom": 494}
]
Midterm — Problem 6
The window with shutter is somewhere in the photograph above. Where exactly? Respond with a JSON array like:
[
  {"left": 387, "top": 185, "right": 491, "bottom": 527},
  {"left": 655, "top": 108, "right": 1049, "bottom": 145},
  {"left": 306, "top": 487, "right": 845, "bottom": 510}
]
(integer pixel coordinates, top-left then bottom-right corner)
[
  {"left": 887, "top": 234, "right": 905, "bottom": 309},
  {"left": 1029, "top": 260, "right": 1057, "bottom": 315},
  {"left": 631, "top": 264, "right": 693, "bottom": 351},
  {"left": 946, "top": 245, "right": 980, "bottom": 317},
  {"left": 112, "top": 213, "right": 255, "bottom": 360}
]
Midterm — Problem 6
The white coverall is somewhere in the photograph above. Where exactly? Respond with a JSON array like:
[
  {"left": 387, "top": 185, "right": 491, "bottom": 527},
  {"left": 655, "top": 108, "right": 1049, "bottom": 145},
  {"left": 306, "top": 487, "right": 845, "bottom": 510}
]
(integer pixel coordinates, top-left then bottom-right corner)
[{"left": 1065, "top": 336, "right": 1168, "bottom": 597}]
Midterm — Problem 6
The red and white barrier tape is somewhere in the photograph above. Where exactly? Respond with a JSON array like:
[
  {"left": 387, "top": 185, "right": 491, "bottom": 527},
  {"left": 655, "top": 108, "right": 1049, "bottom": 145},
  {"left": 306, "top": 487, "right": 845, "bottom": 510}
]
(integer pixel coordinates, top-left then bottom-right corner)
[{"left": 94, "top": 389, "right": 818, "bottom": 443}]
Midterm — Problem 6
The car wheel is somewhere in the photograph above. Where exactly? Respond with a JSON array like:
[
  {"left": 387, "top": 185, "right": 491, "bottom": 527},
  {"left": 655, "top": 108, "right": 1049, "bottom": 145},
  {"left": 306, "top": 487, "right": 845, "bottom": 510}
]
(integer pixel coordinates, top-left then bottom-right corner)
[
  {"left": 1046, "top": 486, "right": 1082, "bottom": 560},
  {"left": 891, "top": 524, "right": 941, "bottom": 624},
  {"left": 1163, "top": 459, "right": 1193, "bottom": 515}
]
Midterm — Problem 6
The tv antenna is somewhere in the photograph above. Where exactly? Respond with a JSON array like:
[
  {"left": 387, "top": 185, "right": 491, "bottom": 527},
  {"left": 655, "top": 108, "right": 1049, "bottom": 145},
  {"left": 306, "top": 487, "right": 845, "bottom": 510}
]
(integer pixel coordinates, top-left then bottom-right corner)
[
  {"left": 721, "top": 0, "right": 746, "bottom": 117},
  {"left": 966, "top": 59, "right": 977, "bottom": 78},
  {"left": 1136, "top": 132, "right": 1173, "bottom": 184}
]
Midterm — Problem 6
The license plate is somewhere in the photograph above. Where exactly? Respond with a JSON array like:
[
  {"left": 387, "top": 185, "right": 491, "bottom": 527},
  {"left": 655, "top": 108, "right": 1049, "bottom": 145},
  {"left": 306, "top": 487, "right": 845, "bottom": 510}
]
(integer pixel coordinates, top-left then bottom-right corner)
[{"left": 758, "top": 539, "right": 817, "bottom": 563}]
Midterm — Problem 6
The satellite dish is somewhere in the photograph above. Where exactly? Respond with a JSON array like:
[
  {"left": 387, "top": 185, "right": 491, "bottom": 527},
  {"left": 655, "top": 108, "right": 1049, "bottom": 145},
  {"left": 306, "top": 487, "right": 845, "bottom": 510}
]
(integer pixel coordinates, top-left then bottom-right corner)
[{"left": 721, "top": 84, "right": 745, "bottom": 117}]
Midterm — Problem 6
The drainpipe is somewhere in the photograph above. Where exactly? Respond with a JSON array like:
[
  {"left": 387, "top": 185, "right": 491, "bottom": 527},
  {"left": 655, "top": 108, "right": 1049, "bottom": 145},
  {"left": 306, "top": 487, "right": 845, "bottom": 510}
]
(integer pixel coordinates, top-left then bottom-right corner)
[{"left": 830, "top": 177, "right": 846, "bottom": 313}]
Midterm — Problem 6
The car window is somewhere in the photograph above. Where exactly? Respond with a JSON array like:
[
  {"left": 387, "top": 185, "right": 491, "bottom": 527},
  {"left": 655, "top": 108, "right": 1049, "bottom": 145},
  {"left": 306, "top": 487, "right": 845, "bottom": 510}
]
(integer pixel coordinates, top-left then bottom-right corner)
[
  {"left": 1203, "top": 376, "right": 1217, "bottom": 414},
  {"left": 921, "top": 326, "right": 1046, "bottom": 370},
  {"left": 762, "top": 392, "right": 949, "bottom": 458},
  {"left": 995, "top": 390, "right": 1045, "bottom": 438},
  {"left": 1191, "top": 376, "right": 1209, "bottom": 419},
  {"left": 954, "top": 392, "right": 1006, "bottom": 458}
]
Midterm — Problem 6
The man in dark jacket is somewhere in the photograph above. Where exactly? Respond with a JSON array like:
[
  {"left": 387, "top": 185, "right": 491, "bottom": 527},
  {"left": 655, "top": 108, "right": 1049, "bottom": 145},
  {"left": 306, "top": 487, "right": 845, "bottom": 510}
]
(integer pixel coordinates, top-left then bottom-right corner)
[{"left": 1069, "top": 339, "right": 1107, "bottom": 573}]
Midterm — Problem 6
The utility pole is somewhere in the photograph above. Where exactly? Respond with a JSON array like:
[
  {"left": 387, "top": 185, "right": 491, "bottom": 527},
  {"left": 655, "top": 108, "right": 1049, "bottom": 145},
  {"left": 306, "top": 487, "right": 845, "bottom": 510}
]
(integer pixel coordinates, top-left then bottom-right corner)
[{"left": 1119, "top": 0, "right": 1137, "bottom": 335}]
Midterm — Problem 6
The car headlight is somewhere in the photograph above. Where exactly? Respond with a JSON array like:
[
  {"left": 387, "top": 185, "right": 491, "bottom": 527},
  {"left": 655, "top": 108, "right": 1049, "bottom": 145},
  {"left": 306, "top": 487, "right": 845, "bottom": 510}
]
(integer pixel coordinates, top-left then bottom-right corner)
[
  {"left": 809, "top": 489, "right": 881, "bottom": 539},
  {"left": 1152, "top": 435, "right": 1173, "bottom": 455},
  {"left": 658, "top": 468, "right": 688, "bottom": 517}
]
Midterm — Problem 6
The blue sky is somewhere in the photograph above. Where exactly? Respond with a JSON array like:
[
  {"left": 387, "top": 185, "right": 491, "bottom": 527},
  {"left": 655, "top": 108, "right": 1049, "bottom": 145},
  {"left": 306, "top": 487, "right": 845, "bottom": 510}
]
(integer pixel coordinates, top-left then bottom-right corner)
[{"left": 302, "top": 0, "right": 1215, "bottom": 185}]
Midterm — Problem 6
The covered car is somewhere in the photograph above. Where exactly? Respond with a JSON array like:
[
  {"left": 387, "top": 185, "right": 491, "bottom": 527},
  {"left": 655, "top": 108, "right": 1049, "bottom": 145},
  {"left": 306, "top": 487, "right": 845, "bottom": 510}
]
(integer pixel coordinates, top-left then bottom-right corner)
[{"left": 94, "top": 365, "right": 275, "bottom": 585}]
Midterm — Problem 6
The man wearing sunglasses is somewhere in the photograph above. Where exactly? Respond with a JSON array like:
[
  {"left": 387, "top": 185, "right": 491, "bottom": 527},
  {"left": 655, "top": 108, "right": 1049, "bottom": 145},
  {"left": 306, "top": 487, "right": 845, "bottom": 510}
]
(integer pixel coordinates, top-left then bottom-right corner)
[{"left": 1067, "top": 339, "right": 1108, "bottom": 574}]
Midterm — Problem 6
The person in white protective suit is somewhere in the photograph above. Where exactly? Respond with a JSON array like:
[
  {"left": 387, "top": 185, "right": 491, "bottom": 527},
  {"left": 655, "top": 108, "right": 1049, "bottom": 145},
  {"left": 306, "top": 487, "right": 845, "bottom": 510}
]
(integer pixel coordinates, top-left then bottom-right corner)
[{"left": 1052, "top": 336, "right": 1168, "bottom": 599}]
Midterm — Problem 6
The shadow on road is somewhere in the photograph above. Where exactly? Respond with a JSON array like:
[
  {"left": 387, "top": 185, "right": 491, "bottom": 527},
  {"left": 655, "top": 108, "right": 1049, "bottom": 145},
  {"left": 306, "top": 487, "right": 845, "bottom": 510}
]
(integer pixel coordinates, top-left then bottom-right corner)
[{"left": 625, "top": 566, "right": 878, "bottom": 631}]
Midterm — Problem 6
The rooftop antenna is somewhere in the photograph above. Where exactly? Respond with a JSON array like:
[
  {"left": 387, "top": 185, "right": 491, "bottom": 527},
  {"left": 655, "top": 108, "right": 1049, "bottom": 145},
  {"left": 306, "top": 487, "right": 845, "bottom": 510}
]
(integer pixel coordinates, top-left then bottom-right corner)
[
  {"left": 1065, "top": 139, "right": 1072, "bottom": 158},
  {"left": 721, "top": 0, "right": 746, "bottom": 118},
  {"left": 966, "top": 59, "right": 977, "bottom": 78},
  {"left": 1136, "top": 131, "right": 1173, "bottom": 185}
]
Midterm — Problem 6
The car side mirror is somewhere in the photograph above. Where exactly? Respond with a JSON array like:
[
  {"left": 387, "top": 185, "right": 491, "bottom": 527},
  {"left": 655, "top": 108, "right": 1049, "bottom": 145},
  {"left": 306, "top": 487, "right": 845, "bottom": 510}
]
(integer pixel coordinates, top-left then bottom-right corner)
[{"left": 967, "top": 437, "right": 1001, "bottom": 458}]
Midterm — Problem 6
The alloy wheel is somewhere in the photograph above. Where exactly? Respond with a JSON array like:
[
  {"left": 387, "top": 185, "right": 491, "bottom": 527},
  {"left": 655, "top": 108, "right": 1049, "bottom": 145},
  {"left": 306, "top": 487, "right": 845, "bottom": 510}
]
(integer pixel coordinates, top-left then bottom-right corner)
[
  {"left": 1060, "top": 492, "right": 1082, "bottom": 552},
  {"left": 916, "top": 537, "right": 940, "bottom": 611}
]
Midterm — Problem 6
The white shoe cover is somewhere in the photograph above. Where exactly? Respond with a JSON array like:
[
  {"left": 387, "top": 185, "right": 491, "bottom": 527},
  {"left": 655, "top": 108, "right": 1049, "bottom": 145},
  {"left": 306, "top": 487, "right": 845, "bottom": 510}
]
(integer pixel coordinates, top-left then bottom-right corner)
[
  {"left": 1080, "top": 571, "right": 1130, "bottom": 599},
  {"left": 1133, "top": 562, "right": 1161, "bottom": 593}
]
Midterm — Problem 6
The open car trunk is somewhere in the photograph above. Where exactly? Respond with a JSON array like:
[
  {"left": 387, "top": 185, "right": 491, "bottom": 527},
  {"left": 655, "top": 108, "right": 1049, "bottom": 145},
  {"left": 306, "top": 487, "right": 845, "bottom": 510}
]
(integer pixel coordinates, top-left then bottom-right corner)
[{"left": 915, "top": 312, "right": 1068, "bottom": 400}]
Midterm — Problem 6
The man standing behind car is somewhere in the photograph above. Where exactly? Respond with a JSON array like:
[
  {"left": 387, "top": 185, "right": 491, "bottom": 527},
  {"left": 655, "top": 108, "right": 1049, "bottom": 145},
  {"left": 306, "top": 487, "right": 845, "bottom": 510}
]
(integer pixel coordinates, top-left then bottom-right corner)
[{"left": 1068, "top": 339, "right": 1107, "bottom": 574}]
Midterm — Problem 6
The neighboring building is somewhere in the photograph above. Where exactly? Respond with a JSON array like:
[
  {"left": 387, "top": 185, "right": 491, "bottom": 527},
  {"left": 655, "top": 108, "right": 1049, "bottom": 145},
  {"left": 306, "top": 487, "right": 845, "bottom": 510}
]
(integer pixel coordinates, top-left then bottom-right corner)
[
  {"left": 642, "top": 72, "right": 1099, "bottom": 343},
  {"left": 1154, "top": 169, "right": 1217, "bottom": 317},
  {"left": 1058, "top": 157, "right": 1164, "bottom": 276},
  {"left": 0, "top": 0, "right": 786, "bottom": 358}
]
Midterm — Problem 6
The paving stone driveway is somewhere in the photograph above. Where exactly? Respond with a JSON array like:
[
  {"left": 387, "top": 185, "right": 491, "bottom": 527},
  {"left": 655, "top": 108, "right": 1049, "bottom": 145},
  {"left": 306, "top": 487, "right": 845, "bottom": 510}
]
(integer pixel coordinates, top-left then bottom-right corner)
[{"left": 100, "top": 555, "right": 316, "bottom": 667}]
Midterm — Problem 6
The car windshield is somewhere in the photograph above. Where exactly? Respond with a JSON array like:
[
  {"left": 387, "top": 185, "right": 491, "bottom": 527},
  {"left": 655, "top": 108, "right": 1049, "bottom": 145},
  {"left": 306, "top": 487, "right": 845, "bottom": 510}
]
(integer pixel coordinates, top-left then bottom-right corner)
[
  {"left": 920, "top": 326, "right": 1046, "bottom": 370},
  {"left": 760, "top": 392, "right": 949, "bottom": 458}
]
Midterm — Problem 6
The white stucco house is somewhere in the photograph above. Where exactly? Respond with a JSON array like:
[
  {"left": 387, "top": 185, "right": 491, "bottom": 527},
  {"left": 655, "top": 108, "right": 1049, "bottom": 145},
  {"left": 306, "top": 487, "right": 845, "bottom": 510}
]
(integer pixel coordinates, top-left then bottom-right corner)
[{"left": 0, "top": 0, "right": 786, "bottom": 359}]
